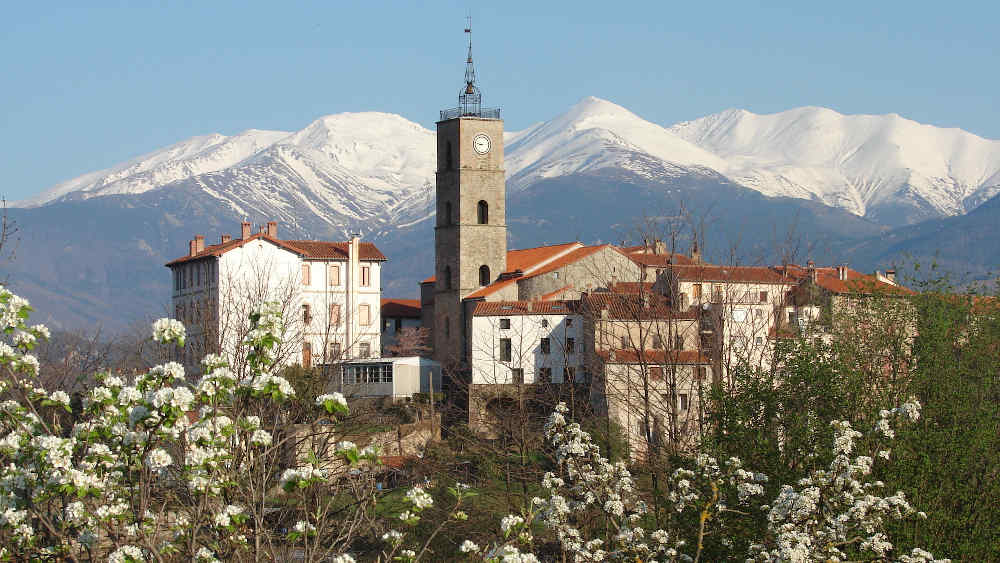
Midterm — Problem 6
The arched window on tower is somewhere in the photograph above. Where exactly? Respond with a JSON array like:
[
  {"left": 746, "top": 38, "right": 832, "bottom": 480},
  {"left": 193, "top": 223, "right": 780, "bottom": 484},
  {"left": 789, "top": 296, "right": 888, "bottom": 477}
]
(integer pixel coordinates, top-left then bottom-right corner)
[
  {"left": 443, "top": 266, "right": 452, "bottom": 289},
  {"left": 477, "top": 200, "right": 488, "bottom": 224},
  {"left": 446, "top": 141, "right": 454, "bottom": 170},
  {"left": 444, "top": 201, "right": 452, "bottom": 226},
  {"left": 479, "top": 265, "right": 491, "bottom": 286}
]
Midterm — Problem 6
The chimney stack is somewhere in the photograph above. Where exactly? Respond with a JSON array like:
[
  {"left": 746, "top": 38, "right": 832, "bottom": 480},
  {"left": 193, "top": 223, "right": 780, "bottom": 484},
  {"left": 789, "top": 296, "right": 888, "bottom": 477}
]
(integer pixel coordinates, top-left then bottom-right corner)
[
  {"left": 189, "top": 239, "right": 198, "bottom": 257},
  {"left": 654, "top": 238, "right": 666, "bottom": 255},
  {"left": 266, "top": 221, "right": 277, "bottom": 238},
  {"left": 807, "top": 260, "right": 817, "bottom": 283},
  {"left": 885, "top": 269, "right": 896, "bottom": 284},
  {"left": 837, "top": 264, "right": 848, "bottom": 281},
  {"left": 241, "top": 221, "right": 251, "bottom": 240},
  {"left": 691, "top": 239, "right": 702, "bottom": 264},
  {"left": 195, "top": 235, "right": 205, "bottom": 253},
  {"left": 221, "top": 234, "right": 232, "bottom": 244}
]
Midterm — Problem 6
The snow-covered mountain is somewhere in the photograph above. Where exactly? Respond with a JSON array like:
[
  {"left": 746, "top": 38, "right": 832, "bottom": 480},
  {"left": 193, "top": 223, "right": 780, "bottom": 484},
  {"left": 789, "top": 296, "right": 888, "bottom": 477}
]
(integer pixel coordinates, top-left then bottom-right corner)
[
  {"left": 9, "top": 96, "right": 1000, "bottom": 330},
  {"left": 17, "top": 97, "right": 1000, "bottom": 229},
  {"left": 670, "top": 106, "right": 1000, "bottom": 223}
]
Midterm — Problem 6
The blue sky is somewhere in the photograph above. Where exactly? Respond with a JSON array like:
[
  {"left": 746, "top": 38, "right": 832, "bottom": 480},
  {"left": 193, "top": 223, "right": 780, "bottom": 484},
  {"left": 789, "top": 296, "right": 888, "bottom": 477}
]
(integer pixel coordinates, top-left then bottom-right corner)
[{"left": 2, "top": 0, "right": 997, "bottom": 201}]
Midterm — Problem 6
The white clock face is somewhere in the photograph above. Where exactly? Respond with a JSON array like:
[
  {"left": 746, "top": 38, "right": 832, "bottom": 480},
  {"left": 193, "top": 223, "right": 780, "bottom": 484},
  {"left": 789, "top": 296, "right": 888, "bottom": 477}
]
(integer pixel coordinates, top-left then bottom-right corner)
[{"left": 473, "top": 133, "right": 492, "bottom": 155}]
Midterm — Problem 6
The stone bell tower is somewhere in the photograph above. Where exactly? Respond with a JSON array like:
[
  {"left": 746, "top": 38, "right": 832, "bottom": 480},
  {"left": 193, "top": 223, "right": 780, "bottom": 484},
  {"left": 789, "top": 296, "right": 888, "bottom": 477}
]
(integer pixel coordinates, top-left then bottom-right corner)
[{"left": 433, "top": 21, "right": 506, "bottom": 363}]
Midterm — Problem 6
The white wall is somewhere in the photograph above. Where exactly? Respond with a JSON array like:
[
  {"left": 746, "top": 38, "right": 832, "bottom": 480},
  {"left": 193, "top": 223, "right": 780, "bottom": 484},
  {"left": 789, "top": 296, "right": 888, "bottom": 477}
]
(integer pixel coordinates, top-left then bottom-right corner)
[{"left": 470, "top": 313, "right": 584, "bottom": 384}]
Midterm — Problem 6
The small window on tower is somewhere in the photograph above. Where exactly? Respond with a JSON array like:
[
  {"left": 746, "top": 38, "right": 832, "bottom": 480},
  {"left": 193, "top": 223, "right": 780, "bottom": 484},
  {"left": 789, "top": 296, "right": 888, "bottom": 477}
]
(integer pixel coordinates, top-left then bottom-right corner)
[
  {"left": 443, "top": 266, "right": 452, "bottom": 289},
  {"left": 444, "top": 202, "right": 453, "bottom": 226},
  {"left": 446, "top": 141, "right": 454, "bottom": 170},
  {"left": 479, "top": 265, "right": 491, "bottom": 286},
  {"left": 477, "top": 200, "right": 488, "bottom": 224}
]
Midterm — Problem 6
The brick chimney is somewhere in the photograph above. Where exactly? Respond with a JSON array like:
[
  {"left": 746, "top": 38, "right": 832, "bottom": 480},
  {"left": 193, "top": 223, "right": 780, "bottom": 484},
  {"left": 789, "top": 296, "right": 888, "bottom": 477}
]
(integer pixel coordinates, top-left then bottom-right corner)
[
  {"left": 266, "top": 221, "right": 277, "bottom": 238},
  {"left": 189, "top": 239, "right": 197, "bottom": 256},
  {"left": 241, "top": 221, "right": 251, "bottom": 240},
  {"left": 654, "top": 238, "right": 666, "bottom": 255},
  {"left": 221, "top": 234, "right": 232, "bottom": 244},
  {"left": 885, "top": 269, "right": 896, "bottom": 284},
  {"left": 195, "top": 235, "right": 205, "bottom": 253}
]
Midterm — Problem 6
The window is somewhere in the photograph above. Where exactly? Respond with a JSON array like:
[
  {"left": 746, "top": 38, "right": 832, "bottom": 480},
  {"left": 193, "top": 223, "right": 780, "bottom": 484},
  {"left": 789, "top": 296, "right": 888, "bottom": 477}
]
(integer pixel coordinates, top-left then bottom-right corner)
[
  {"left": 302, "top": 304, "right": 312, "bottom": 324},
  {"left": 196, "top": 264, "right": 201, "bottom": 286},
  {"left": 395, "top": 318, "right": 402, "bottom": 331},
  {"left": 444, "top": 201, "right": 453, "bottom": 226},
  {"left": 330, "top": 304, "right": 341, "bottom": 326},
  {"left": 328, "top": 342, "right": 342, "bottom": 359},
  {"left": 566, "top": 338, "right": 576, "bottom": 353},
  {"left": 563, "top": 366, "right": 577, "bottom": 382},
  {"left": 692, "top": 283, "right": 702, "bottom": 299},
  {"left": 479, "top": 265, "right": 491, "bottom": 286},
  {"left": 500, "top": 318, "right": 511, "bottom": 330},
  {"left": 329, "top": 264, "right": 341, "bottom": 286},
  {"left": 538, "top": 367, "right": 552, "bottom": 383},
  {"left": 443, "top": 266, "right": 452, "bottom": 289},
  {"left": 679, "top": 393, "right": 689, "bottom": 411},
  {"left": 787, "top": 311, "right": 795, "bottom": 324},
  {"left": 511, "top": 368, "right": 524, "bottom": 384},
  {"left": 553, "top": 271, "right": 560, "bottom": 279},
  {"left": 675, "top": 335, "right": 684, "bottom": 350},
  {"left": 302, "top": 342, "right": 312, "bottom": 369},
  {"left": 759, "top": 291, "right": 768, "bottom": 303},
  {"left": 649, "top": 366, "right": 663, "bottom": 380},
  {"left": 361, "top": 265, "right": 371, "bottom": 287},
  {"left": 540, "top": 338, "right": 551, "bottom": 354},
  {"left": 359, "top": 304, "right": 371, "bottom": 326},
  {"left": 620, "top": 335, "right": 629, "bottom": 348},
  {"left": 446, "top": 141, "right": 454, "bottom": 170},
  {"left": 755, "top": 336, "right": 764, "bottom": 346},
  {"left": 696, "top": 366, "right": 707, "bottom": 380},
  {"left": 500, "top": 338, "right": 512, "bottom": 362},
  {"left": 541, "top": 319, "right": 549, "bottom": 327},
  {"left": 301, "top": 263, "right": 311, "bottom": 286},
  {"left": 652, "top": 334, "right": 663, "bottom": 348},
  {"left": 712, "top": 284, "right": 723, "bottom": 302},
  {"left": 359, "top": 343, "right": 371, "bottom": 358},
  {"left": 566, "top": 318, "right": 573, "bottom": 327},
  {"left": 477, "top": 200, "right": 488, "bottom": 224}
]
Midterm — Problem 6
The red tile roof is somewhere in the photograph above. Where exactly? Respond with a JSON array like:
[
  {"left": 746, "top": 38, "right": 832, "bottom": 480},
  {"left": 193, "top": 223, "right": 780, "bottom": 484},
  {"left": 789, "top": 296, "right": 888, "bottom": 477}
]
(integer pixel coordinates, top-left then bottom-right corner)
[
  {"left": 776, "top": 265, "right": 914, "bottom": 296},
  {"left": 381, "top": 298, "right": 421, "bottom": 318},
  {"left": 420, "top": 242, "right": 582, "bottom": 285},
  {"left": 598, "top": 349, "right": 710, "bottom": 364},
  {"left": 472, "top": 300, "right": 577, "bottom": 316},
  {"left": 668, "top": 264, "right": 791, "bottom": 284},
  {"left": 166, "top": 233, "right": 386, "bottom": 266},
  {"left": 580, "top": 292, "right": 697, "bottom": 320},
  {"left": 539, "top": 285, "right": 574, "bottom": 301},
  {"left": 629, "top": 253, "right": 695, "bottom": 267}
]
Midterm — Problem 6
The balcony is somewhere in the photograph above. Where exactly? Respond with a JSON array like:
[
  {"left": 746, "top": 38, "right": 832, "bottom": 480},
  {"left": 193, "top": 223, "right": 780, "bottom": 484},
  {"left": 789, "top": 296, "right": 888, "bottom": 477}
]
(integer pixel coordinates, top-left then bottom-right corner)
[{"left": 439, "top": 107, "right": 501, "bottom": 121}]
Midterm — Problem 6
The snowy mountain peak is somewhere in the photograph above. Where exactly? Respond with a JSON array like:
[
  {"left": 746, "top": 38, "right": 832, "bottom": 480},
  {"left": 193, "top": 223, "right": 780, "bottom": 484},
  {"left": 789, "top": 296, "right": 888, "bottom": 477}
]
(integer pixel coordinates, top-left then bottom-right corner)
[{"left": 670, "top": 107, "right": 1000, "bottom": 219}]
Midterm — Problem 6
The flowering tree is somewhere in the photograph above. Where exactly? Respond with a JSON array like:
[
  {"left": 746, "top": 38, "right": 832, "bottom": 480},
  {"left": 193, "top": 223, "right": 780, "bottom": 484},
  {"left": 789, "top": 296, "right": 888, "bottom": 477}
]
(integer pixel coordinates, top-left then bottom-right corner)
[{"left": 0, "top": 287, "right": 378, "bottom": 561}]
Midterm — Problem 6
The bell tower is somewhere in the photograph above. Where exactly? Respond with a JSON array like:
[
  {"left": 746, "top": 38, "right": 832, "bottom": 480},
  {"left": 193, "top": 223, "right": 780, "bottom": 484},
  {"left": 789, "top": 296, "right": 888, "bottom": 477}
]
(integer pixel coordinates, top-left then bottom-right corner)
[{"left": 433, "top": 20, "right": 506, "bottom": 363}]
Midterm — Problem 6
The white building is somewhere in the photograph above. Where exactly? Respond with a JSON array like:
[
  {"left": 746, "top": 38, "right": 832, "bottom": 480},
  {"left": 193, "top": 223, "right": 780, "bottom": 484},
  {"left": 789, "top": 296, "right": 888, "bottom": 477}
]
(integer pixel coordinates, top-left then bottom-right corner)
[
  {"left": 380, "top": 298, "right": 423, "bottom": 355},
  {"left": 337, "top": 356, "right": 442, "bottom": 400},
  {"left": 469, "top": 300, "right": 585, "bottom": 385},
  {"left": 166, "top": 220, "right": 386, "bottom": 371}
]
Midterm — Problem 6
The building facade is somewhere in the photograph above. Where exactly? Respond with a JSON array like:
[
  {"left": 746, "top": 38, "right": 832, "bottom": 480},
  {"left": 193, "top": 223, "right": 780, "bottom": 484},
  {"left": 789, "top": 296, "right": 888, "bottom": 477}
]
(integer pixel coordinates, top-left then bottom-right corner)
[{"left": 166, "top": 220, "right": 386, "bottom": 373}]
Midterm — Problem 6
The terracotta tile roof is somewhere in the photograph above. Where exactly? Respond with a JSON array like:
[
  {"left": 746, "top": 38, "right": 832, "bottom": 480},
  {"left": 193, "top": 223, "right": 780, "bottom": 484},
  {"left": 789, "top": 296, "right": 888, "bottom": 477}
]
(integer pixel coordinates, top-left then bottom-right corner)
[
  {"left": 668, "top": 264, "right": 791, "bottom": 284},
  {"left": 285, "top": 240, "right": 387, "bottom": 261},
  {"left": 527, "top": 244, "right": 615, "bottom": 278},
  {"left": 539, "top": 285, "right": 574, "bottom": 300},
  {"left": 464, "top": 278, "right": 519, "bottom": 300},
  {"left": 597, "top": 349, "right": 710, "bottom": 364},
  {"left": 381, "top": 298, "right": 421, "bottom": 318},
  {"left": 580, "top": 292, "right": 697, "bottom": 320},
  {"left": 776, "top": 265, "right": 914, "bottom": 296},
  {"left": 166, "top": 233, "right": 386, "bottom": 266},
  {"left": 472, "top": 300, "right": 578, "bottom": 316},
  {"left": 629, "top": 253, "right": 695, "bottom": 267},
  {"left": 420, "top": 241, "right": 582, "bottom": 285},
  {"left": 378, "top": 455, "right": 416, "bottom": 469}
]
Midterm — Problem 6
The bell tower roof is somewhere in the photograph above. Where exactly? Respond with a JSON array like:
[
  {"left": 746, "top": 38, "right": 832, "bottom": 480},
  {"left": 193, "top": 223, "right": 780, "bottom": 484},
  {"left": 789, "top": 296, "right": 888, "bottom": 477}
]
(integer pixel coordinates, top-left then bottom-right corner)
[{"left": 440, "top": 18, "right": 500, "bottom": 121}]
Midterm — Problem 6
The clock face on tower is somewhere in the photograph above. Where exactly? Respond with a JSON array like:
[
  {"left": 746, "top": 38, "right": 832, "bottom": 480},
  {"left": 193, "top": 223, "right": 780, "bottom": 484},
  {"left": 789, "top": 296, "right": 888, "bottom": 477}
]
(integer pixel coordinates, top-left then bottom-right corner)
[{"left": 473, "top": 133, "right": 492, "bottom": 155}]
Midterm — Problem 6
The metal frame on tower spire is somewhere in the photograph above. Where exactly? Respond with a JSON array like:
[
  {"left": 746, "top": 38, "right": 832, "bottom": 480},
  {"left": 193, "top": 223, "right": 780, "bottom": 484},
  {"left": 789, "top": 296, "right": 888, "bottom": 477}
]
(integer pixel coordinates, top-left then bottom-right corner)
[{"left": 440, "top": 17, "right": 500, "bottom": 121}]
